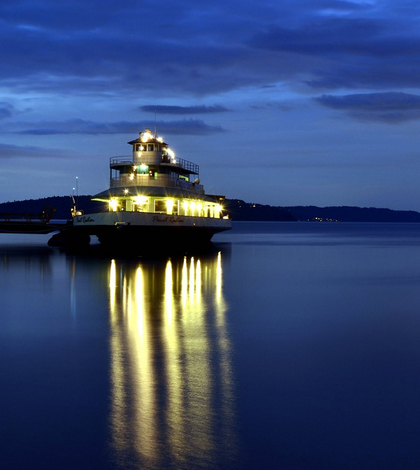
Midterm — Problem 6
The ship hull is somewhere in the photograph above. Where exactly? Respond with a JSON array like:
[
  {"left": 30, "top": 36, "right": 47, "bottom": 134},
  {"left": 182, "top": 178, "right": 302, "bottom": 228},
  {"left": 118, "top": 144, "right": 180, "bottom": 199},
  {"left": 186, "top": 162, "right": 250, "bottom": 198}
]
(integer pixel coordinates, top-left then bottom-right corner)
[{"left": 73, "top": 211, "right": 231, "bottom": 248}]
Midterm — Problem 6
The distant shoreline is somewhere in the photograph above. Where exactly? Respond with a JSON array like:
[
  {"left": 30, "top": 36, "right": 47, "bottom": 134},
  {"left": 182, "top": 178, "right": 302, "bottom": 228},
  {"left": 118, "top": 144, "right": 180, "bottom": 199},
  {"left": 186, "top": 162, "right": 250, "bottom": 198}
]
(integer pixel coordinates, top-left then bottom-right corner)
[{"left": 1, "top": 196, "right": 420, "bottom": 223}]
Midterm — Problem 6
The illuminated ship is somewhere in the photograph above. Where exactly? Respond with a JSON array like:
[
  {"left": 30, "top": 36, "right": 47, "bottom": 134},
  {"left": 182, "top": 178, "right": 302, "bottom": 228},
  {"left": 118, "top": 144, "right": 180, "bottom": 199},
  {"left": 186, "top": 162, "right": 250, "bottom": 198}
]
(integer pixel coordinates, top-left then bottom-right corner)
[{"left": 72, "top": 128, "right": 232, "bottom": 247}]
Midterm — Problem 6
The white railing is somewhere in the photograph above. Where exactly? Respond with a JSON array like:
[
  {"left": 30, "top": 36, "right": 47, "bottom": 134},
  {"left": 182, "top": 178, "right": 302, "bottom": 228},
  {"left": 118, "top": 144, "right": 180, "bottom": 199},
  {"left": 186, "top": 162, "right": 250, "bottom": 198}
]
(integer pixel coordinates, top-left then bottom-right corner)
[
  {"left": 110, "top": 155, "right": 199, "bottom": 174},
  {"left": 110, "top": 174, "right": 204, "bottom": 193}
]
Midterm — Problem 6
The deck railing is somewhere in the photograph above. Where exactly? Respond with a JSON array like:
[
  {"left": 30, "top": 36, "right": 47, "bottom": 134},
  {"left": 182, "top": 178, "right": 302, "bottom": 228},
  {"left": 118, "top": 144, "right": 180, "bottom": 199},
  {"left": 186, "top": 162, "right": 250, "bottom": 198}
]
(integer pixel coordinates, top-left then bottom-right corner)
[
  {"left": 0, "top": 207, "right": 57, "bottom": 223},
  {"left": 110, "top": 155, "right": 199, "bottom": 174},
  {"left": 110, "top": 174, "right": 204, "bottom": 193}
]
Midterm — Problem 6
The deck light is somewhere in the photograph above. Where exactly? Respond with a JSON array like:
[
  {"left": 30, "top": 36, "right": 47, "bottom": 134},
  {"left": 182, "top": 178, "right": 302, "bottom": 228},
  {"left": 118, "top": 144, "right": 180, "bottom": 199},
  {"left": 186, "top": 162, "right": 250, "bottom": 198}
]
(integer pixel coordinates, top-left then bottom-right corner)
[
  {"left": 141, "top": 130, "right": 153, "bottom": 142},
  {"left": 167, "top": 199, "right": 174, "bottom": 213},
  {"left": 110, "top": 199, "right": 118, "bottom": 211},
  {"left": 134, "top": 196, "right": 148, "bottom": 205}
]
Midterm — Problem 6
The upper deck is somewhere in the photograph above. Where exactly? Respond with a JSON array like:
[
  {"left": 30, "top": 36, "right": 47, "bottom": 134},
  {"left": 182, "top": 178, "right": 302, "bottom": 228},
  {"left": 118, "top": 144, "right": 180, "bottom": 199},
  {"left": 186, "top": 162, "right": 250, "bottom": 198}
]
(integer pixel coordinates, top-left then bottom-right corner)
[{"left": 110, "top": 155, "right": 199, "bottom": 175}]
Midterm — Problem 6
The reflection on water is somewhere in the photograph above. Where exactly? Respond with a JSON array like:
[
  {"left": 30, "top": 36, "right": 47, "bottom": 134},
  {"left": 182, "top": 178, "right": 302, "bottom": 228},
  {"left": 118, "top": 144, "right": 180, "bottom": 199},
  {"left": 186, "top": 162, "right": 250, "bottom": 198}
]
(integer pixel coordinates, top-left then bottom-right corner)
[
  {"left": 108, "top": 252, "right": 237, "bottom": 469},
  {"left": 4, "top": 225, "right": 420, "bottom": 469},
  {"left": 1, "top": 245, "right": 54, "bottom": 280}
]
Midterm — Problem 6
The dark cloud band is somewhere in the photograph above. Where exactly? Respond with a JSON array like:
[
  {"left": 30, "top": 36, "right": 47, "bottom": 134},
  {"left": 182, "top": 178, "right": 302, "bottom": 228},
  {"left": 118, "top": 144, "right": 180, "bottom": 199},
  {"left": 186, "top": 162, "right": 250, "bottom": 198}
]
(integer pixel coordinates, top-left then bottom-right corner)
[{"left": 315, "top": 92, "right": 420, "bottom": 123}]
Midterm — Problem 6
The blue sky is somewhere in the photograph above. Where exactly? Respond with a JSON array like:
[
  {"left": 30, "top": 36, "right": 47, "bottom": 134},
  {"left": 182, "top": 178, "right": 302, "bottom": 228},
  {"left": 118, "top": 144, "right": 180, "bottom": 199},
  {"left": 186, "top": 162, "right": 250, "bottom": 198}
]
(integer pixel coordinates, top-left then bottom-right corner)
[{"left": 1, "top": 0, "right": 420, "bottom": 210}]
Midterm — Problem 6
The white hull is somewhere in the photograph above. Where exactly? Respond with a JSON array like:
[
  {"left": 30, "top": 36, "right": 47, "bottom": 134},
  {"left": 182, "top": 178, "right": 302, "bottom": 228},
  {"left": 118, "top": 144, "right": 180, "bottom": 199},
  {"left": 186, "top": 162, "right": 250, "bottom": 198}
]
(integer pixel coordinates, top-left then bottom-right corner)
[
  {"left": 74, "top": 211, "right": 231, "bottom": 230},
  {"left": 72, "top": 211, "right": 231, "bottom": 248}
]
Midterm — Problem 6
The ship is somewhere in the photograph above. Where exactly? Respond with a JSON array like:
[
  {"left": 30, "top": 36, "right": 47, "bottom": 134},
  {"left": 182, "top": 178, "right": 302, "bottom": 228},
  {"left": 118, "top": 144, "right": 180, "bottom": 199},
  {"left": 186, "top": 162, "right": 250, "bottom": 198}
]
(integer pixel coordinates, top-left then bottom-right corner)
[{"left": 71, "top": 128, "right": 232, "bottom": 248}]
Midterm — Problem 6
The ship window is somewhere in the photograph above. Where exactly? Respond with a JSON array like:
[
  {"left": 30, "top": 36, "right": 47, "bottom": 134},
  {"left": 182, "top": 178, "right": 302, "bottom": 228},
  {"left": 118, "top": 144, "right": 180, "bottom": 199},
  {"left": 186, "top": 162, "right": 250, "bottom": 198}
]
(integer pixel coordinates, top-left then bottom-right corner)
[
  {"left": 148, "top": 144, "right": 154, "bottom": 151},
  {"left": 133, "top": 196, "right": 148, "bottom": 212},
  {"left": 135, "top": 144, "right": 141, "bottom": 151},
  {"left": 154, "top": 200, "right": 166, "bottom": 213}
]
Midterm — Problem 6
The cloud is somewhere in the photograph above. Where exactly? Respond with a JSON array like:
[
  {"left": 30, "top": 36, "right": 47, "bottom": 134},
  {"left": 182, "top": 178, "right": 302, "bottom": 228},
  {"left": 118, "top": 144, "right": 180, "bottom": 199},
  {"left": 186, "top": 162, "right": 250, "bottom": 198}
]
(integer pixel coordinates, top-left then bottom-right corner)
[
  {"left": 14, "top": 118, "right": 226, "bottom": 135},
  {"left": 0, "top": 102, "right": 15, "bottom": 119},
  {"left": 157, "top": 119, "right": 226, "bottom": 135},
  {"left": 315, "top": 92, "right": 420, "bottom": 123},
  {"left": 0, "top": 0, "right": 419, "bottom": 98},
  {"left": 246, "top": 10, "right": 420, "bottom": 91},
  {"left": 140, "top": 105, "right": 229, "bottom": 115},
  {"left": 0, "top": 142, "right": 59, "bottom": 159},
  {"left": 249, "top": 18, "right": 383, "bottom": 57}
]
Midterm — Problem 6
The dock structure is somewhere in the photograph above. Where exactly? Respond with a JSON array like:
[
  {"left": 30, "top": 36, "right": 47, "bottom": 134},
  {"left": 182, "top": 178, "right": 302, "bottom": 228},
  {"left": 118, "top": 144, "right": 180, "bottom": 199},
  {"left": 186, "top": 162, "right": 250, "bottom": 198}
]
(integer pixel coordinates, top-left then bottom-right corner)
[
  {"left": 0, "top": 220, "right": 69, "bottom": 234},
  {"left": 0, "top": 207, "right": 70, "bottom": 234}
]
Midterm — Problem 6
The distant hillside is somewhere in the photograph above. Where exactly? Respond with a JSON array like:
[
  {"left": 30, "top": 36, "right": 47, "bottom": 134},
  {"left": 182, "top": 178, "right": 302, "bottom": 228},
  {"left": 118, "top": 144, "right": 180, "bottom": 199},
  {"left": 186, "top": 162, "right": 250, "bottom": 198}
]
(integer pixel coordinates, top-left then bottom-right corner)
[
  {"left": 224, "top": 199, "right": 296, "bottom": 221},
  {"left": 0, "top": 196, "right": 105, "bottom": 220},
  {"left": 284, "top": 206, "right": 420, "bottom": 223},
  {"left": 1, "top": 196, "right": 420, "bottom": 223}
]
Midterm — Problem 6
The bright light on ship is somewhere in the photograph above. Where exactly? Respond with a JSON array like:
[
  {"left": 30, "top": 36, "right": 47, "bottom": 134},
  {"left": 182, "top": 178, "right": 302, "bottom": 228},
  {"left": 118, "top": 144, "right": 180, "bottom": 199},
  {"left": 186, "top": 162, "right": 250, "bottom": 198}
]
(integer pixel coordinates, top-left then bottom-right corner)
[
  {"left": 110, "top": 199, "right": 118, "bottom": 211},
  {"left": 166, "top": 199, "right": 174, "bottom": 213},
  {"left": 134, "top": 196, "right": 148, "bottom": 205},
  {"left": 167, "top": 148, "right": 176, "bottom": 163},
  {"left": 141, "top": 130, "right": 153, "bottom": 142}
]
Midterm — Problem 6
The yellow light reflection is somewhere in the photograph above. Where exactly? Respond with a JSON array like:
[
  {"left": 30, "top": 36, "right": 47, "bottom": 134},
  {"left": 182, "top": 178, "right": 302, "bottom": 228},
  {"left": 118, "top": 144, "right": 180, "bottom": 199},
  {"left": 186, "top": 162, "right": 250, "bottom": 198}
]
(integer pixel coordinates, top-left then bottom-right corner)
[
  {"left": 180, "top": 256, "right": 212, "bottom": 457},
  {"left": 163, "top": 259, "right": 184, "bottom": 456},
  {"left": 108, "top": 252, "right": 237, "bottom": 467},
  {"left": 165, "top": 260, "right": 174, "bottom": 324},
  {"left": 109, "top": 262, "right": 157, "bottom": 461},
  {"left": 109, "top": 259, "right": 116, "bottom": 314},
  {"left": 189, "top": 256, "right": 195, "bottom": 304},
  {"left": 216, "top": 251, "right": 224, "bottom": 310},
  {"left": 196, "top": 258, "right": 201, "bottom": 303},
  {"left": 181, "top": 256, "right": 188, "bottom": 306}
]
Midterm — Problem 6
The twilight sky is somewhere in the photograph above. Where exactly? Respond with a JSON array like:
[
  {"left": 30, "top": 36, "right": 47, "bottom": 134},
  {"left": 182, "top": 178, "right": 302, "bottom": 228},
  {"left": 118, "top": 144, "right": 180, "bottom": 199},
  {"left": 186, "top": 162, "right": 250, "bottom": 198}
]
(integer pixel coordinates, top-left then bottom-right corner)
[{"left": 1, "top": 0, "right": 420, "bottom": 210}]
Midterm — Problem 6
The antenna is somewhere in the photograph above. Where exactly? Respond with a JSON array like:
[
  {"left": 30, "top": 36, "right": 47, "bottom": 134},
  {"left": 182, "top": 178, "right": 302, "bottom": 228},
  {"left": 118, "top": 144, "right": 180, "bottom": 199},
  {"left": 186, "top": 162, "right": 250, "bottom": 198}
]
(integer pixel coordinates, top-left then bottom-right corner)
[{"left": 154, "top": 108, "right": 157, "bottom": 137}]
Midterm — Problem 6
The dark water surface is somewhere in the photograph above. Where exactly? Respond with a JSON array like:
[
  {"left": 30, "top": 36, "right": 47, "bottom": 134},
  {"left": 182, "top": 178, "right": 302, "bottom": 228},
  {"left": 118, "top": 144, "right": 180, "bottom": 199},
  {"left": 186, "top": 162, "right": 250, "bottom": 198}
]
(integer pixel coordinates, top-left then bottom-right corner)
[{"left": 2, "top": 222, "right": 420, "bottom": 469}]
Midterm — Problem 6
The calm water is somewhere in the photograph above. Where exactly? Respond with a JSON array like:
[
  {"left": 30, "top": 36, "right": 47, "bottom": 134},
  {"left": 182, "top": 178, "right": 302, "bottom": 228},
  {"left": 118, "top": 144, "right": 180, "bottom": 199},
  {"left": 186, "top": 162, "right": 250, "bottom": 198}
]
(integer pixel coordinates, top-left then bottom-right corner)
[{"left": 2, "top": 222, "right": 420, "bottom": 470}]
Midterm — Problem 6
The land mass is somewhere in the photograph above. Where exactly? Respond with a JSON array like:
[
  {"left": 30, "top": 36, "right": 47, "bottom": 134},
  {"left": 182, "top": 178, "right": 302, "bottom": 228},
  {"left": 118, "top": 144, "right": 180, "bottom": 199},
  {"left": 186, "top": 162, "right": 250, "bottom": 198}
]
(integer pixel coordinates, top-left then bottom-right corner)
[
  {"left": 1, "top": 196, "right": 420, "bottom": 223},
  {"left": 224, "top": 200, "right": 420, "bottom": 222}
]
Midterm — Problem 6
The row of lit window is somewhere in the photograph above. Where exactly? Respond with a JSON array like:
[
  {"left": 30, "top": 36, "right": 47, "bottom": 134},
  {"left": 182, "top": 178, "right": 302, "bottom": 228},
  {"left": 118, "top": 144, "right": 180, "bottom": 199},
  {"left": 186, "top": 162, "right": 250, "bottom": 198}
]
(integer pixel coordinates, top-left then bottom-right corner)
[
  {"left": 109, "top": 197, "right": 222, "bottom": 217},
  {"left": 135, "top": 144, "right": 163, "bottom": 152}
]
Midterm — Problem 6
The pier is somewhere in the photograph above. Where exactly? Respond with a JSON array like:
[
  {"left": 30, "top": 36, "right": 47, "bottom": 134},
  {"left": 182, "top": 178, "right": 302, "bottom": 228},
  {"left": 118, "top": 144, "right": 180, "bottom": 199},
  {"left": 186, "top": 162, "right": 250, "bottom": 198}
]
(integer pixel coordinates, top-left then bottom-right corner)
[{"left": 0, "top": 208, "right": 70, "bottom": 234}]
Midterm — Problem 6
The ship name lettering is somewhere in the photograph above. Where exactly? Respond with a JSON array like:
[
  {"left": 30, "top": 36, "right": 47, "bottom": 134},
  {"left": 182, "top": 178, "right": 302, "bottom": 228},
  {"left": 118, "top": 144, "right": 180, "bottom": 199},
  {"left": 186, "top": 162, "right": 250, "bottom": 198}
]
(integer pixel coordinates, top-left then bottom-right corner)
[
  {"left": 152, "top": 216, "right": 184, "bottom": 223},
  {"left": 77, "top": 216, "right": 94, "bottom": 223}
]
